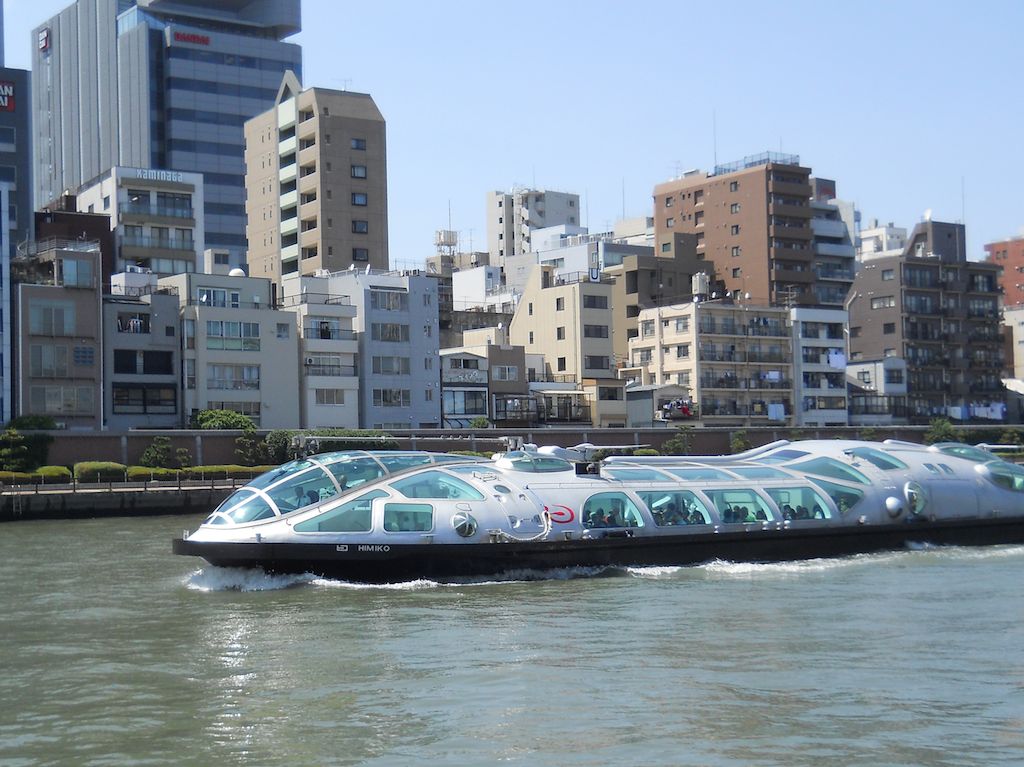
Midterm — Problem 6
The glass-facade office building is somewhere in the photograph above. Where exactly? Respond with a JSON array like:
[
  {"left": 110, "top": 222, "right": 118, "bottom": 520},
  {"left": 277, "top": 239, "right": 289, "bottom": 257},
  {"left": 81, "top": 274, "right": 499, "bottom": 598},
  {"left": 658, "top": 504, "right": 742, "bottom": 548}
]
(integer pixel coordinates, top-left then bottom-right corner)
[{"left": 32, "top": 0, "right": 301, "bottom": 263}]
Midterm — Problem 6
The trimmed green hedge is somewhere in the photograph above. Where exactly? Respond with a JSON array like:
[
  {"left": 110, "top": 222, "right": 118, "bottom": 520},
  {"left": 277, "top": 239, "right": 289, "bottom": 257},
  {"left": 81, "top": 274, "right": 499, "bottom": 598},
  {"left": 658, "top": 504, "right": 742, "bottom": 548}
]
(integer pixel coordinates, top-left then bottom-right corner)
[
  {"left": 126, "top": 466, "right": 180, "bottom": 481},
  {"left": 74, "top": 462, "right": 128, "bottom": 482},
  {"left": 182, "top": 464, "right": 276, "bottom": 480}
]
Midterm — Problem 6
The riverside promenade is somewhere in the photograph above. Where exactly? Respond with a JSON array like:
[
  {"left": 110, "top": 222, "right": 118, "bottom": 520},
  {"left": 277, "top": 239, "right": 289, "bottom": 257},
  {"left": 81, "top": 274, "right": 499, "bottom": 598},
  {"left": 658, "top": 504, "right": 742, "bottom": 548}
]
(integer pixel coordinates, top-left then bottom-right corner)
[{"left": 0, "top": 480, "right": 237, "bottom": 522}]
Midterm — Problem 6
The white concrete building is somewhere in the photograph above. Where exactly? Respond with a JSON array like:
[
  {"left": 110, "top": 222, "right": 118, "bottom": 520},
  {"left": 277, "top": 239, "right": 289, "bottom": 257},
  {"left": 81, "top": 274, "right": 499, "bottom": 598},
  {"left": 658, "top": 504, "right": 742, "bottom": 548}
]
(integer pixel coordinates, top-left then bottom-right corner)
[
  {"left": 791, "top": 307, "right": 849, "bottom": 426},
  {"left": 859, "top": 219, "right": 908, "bottom": 264},
  {"left": 75, "top": 166, "right": 205, "bottom": 275},
  {"left": 451, "top": 265, "right": 519, "bottom": 312},
  {"left": 280, "top": 273, "right": 360, "bottom": 429},
  {"left": 486, "top": 188, "right": 580, "bottom": 265},
  {"left": 159, "top": 272, "right": 300, "bottom": 428}
]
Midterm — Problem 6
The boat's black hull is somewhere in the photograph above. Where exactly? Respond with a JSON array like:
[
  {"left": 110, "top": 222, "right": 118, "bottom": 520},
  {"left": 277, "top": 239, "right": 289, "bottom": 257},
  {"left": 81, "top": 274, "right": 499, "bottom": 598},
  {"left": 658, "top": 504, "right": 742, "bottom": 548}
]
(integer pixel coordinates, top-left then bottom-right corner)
[{"left": 173, "top": 516, "right": 1024, "bottom": 583}]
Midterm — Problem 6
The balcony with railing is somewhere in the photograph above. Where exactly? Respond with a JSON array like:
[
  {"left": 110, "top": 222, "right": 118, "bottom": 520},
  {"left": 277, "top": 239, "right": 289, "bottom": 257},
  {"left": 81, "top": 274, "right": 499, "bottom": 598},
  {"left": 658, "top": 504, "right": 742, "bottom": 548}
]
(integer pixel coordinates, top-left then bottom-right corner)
[
  {"left": 121, "top": 202, "right": 194, "bottom": 221},
  {"left": 302, "top": 325, "right": 357, "bottom": 341},
  {"left": 304, "top": 363, "right": 357, "bottom": 377},
  {"left": 122, "top": 234, "right": 195, "bottom": 252}
]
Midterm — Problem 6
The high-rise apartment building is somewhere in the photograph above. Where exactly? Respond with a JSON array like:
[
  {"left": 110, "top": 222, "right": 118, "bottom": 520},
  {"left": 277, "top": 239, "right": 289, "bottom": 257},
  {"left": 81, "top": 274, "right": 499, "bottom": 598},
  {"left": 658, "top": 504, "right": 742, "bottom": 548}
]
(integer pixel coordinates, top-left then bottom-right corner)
[
  {"left": 0, "top": 66, "right": 30, "bottom": 261},
  {"left": 246, "top": 73, "right": 389, "bottom": 287},
  {"left": 654, "top": 152, "right": 819, "bottom": 306},
  {"left": 32, "top": 0, "right": 301, "bottom": 262},
  {"left": 848, "top": 220, "right": 1006, "bottom": 423},
  {"left": 808, "top": 178, "right": 858, "bottom": 306},
  {"left": 984, "top": 236, "right": 1024, "bottom": 307},
  {"left": 486, "top": 189, "right": 580, "bottom": 265}
]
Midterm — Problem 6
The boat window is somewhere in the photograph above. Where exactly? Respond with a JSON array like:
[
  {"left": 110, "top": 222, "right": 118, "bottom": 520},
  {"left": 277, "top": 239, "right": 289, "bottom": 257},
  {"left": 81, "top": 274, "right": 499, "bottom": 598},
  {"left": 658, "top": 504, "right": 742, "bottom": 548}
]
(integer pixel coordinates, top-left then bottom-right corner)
[
  {"left": 208, "top": 490, "right": 276, "bottom": 525},
  {"left": 704, "top": 489, "right": 775, "bottom": 523},
  {"left": 384, "top": 502, "right": 434, "bottom": 532},
  {"left": 378, "top": 454, "right": 433, "bottom": 472},
  {"left": 932, "top": 443, "right": 1000, "bottom": 464},
  {"left": 844, "top": 447, "right": 908, "bottom": 471},
  {"left": 636, "top": 490, "right": 711, "bottom": 526},
  {"left": 806, "top": 478, "right": 865, "bottom": 515},
  {"left": 764, "top": 487, "right": 832, "bottom": 520},
  {"left": 982, "top": 462, "right": 1024, "bottom": 492},
  {"left": 495, "top": 451, "right": 575, "bottom": 473},
  {"left": 603, "top": 467, "right": 673, "bottom": 481},
  {"left": 789, "top": 457, "right": 870, "bottom": 485},
  {"left": 938, "top": 464, "right": 955, "bottom": 475},
  {"left": 759, "top": 449, "right": 810, "bottom": 464},
  {"left": 322, "top": 456, "right": 387, "bottom": 489},
  {"left": 922, "top": 463, "right": 940, "bottom": 474},
  {"left": 430, "top": 454, "right": 483, "bottom": 465},
  {"left": 294, "top": 490, "right": 387, "bottom": 533},
  {"left": 390, "top": 470, "right": 486, "bottom": 500},
  {"left": 662, "top": 467, "right": 734, "bottom": 481},
  {"left": 266, "top": 467, "right": 339, "bottom": 513},
  {"left": 247, "top": 459, "right": 316, "bottom": 491},
  {"left": 729, "top": 466, "right": 792, "bottom": 480},
  {"left": 582, "top": 492, "right": 644, "bottom": 529}
]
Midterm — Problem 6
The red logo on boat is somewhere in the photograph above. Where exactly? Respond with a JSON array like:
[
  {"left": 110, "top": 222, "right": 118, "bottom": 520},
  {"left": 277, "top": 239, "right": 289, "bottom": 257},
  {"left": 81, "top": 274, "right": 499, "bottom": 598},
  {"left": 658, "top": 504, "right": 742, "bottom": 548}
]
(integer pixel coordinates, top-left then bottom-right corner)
[{"left": 545, "top": 505, "right": 575, "bottom": 524}]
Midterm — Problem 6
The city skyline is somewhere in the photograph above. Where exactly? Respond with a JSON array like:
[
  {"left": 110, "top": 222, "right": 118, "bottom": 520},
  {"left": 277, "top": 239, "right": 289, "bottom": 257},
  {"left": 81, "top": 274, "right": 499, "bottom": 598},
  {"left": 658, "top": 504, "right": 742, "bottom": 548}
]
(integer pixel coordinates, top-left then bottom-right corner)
[{"left": 5, "top": 0, "right": 1023, "bottom": 266}]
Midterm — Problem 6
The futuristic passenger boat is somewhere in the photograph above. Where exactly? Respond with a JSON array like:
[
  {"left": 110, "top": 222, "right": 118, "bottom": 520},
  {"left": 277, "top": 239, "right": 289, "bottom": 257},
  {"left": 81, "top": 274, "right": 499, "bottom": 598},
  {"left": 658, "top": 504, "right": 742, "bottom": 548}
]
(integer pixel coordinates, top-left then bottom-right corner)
[{"left": 172, "top": 440, "right": 1024, "bottom": 583}]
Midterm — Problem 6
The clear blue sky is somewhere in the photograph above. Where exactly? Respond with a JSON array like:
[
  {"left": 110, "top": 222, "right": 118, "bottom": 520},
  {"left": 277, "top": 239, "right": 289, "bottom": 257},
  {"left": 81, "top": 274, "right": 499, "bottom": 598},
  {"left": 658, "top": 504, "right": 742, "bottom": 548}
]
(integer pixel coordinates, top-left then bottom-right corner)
[{"left": 5, "top": 0, "right": 1023, "bottom": 265}]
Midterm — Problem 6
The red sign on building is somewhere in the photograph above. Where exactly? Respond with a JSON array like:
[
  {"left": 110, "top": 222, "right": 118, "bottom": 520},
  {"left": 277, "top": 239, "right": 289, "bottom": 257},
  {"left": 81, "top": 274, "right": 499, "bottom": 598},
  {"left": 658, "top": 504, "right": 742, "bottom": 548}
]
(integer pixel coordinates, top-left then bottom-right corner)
[
  {"left": 173, "top": 31, "right": 211, "bottom": 46},
  {"left": 0, "top": 82, "right": 15, "bottom": 113}
]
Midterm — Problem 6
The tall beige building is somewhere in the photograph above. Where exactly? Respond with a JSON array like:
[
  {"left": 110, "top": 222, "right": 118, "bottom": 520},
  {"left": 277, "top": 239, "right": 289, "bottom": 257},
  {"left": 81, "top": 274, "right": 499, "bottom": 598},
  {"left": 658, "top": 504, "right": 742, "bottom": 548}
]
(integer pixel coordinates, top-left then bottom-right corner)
[{"left": 246, "top": 72, "right": 388, "bottom": 291}]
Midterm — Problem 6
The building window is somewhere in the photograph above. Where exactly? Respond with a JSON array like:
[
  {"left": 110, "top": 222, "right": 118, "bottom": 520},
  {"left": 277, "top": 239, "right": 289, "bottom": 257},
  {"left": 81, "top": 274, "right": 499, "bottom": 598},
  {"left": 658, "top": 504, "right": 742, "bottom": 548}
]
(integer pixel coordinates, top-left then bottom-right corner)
[
  {"left": 492, "top": 365, "right": 518, "bottom": 381},
  {"left": 352, "top": 220, "right": 369, "bottom": 234},
  {"left": 731, "top": 224, "right": 740, "bottom": 235},
  {"left": 556, "top": 357, "right": 566, "bottom": 372},
  {"left": 351, "top": 192, "right": 368, "bottom": 206},
  {"left": 731, "top": 246, "right": 741, "bottom": 257},
  {"left": 641, "top": 320, "right": 655, "bottom": 337},
  {"left": 528, "top": 331, "right": 534, "bottom": 344},
  {"left": 583, "top": 324, "right": 609, "bottom": 338},
  {"left": 665, "top": 196, "right": 674, "bottom": 207},
  {"left": 207, "top": 363, "right": 260, "bottom": 390},
  {"left": 666, "top": 217, "right": 675, "bottom": 228},
  {"left": 351, "top": 138, "right": 366, "bottom": 150},
  {"left": 882, "top": 269, "right": 894, "bottom": 281},
  {"left": 870, "top": 296, "right": 896, "bottom": 309},
  {"left": 277, "top": 323, "right": 290, "bottom": 339},
  {"left": 315, "top": 389, "right": 346, "bottom": 405},
  {"left": 351, "top": 165, "right": 367, "bottom": 178},
  {"left": 585, "top": 356, "right": 610, "bottom": 370},
  {"left": 352, "top": 248, "right": 369, "bottom": 262},
  {"left": 373, "top": 389, "right": 412, "bottom": 407},
  {"left": 675, "top": 317, "right": 689, "bottom": 332},
  {"left": 583, "top": 295, "right": 608, "bottom": 310},
  {"left": 732, "top": 267, "right": 741, "bottom": 278},
  {"left": 676, "top": 344, "right": 690, "bottom": 359},
  {"left": 556, "top": 297, "right": 565, "bottom": 311},
  {"left": 883, "top": 322, "right": 896, "bottom": 334},
  {"left": 730, "top": 203, "right": 741, "bottom": 214},
  {"left": 371, "top": 323, "right": 410, "bottom": 342},
  {"left": 729, "top": 181, "right": 739, "bottom": 192},
  {"left": 661, "top": 242, "right": 671, "bottom": 253},
  {"left": 556, "top": 327, "right": 566, "bottom": 340}
]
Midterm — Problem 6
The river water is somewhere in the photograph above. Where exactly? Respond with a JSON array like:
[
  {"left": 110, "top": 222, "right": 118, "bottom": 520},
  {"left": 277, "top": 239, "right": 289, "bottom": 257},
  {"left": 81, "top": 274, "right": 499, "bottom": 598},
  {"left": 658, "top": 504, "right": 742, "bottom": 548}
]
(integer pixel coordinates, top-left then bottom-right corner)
[{"left": 1, "top": 514, "right": 1023, "bottom": 767}]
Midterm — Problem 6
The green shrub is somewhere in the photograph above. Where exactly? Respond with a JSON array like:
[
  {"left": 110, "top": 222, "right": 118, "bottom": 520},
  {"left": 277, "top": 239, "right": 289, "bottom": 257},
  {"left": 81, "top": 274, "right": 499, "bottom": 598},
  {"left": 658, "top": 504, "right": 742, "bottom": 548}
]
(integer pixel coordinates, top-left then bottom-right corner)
[
  {"left": 6, "top": 415, "right": 58, "bottom": 430},
  {"left": 193, "top": 410, "right": 257, "bottom": 430},
  {"left": 74, "top": 462, "right": 128, "bottom": 482},
  {"left": 0, "top": 470, "right": 34, "bottom": 485},
  {"left": 660, "top": 425, "right": 694, "bottom": 455},
  {"left": 924, "top": 417, "right": 958, "bottom": 445},
  {"left": 176, "top": 448, "right": 193, "bottom": 469},
  {"left": 469, "top": 417, "right": 490, "bottom": 429},
  {"left": 35, "top": 466, "right": 72, "bottom": 483},
  {"left": 235, "top": 433, "right": 271, "bottom": 466},
  {"left": 264, "top": 430, "right": 297, "bottom": 463},
  {"left": 730, "top": 430, "right": 751, "bottom": 454},
  {"left": 127, "top": 466, "right": 180, "bottom": 481},
  {"left": 183, "top": 464, "right": 274, "bottom": 480},
  {"left": 632, "top": 448, "right": 661, "bottom": 456},
  {"left": 448, "top": 450, "right": 492, "bottom": 458},
  {"left": 0, "top": 428, "right": 31, "bottom": 472},
  {"left": 139, "top": 436, "right": 174, "bottom": 468},
  {"left": 305, "top": 430, "right": 399, "bottom": 453}
]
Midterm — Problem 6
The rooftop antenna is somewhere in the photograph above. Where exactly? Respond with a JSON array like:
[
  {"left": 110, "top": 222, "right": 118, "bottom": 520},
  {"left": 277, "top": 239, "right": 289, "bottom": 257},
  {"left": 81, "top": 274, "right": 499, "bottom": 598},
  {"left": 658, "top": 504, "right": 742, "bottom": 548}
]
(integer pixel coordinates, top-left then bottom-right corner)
[{"left": 712, "top": 109, "right": 718, "bottom": 169}]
